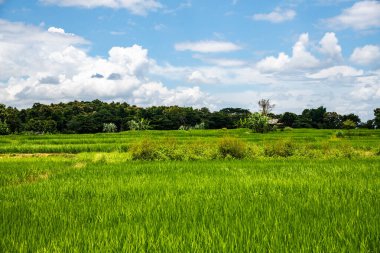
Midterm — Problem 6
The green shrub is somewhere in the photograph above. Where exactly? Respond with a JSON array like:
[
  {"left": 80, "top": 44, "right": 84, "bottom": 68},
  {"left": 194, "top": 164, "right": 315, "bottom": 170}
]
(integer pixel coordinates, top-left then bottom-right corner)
[
  {"left": 335, "top": 131, "right": 344, "bottom": 138},
  {"left": 264, "top": 139, "right": 295, "bottom": 157},
  {"left": 194, "top": 122, "right": 206, "bottom": 130},
  {"left": 218, "top": 137, "right": 247, "bottom": 159},
  {"left": 284, "top": 127, "right": 293, "bottom": 131},
  {"left": 246, "top": 113, "right": 270, "bottom": 133},
  {"left": 129, "top": 139, "right": 160, "bottom": 161},
  {"left": 103, "top": 123, "right": 117, "bottom": 133}
]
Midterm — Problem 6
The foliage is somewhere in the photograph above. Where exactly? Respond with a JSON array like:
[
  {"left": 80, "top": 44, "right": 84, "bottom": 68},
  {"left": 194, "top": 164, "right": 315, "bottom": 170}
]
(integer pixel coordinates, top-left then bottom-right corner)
[
  {"left": 129, "top": 139, "right": 159, "bottom": 160},
  {"left": 335, "top": 131, "right": 344, "bottom": 138},
  {"left": 24, "top": 119, "right": 57, "bottom": 134},
  {"left": 246, "top": 112, "right": 270, "bottom": 133},
  {"left": 343, "top": 119, "right": 356, "bottom": 130},
  {"left": 264, "top": 139, "right": 295, "bottom": 157},
  {"left": 193, "top": 122, "right": 206, "bottom": 130},
  {"left": 218, "top": 137, "right": 247, "bottom": 159},
  {"left": 102, "top": 123, "right": 117, "bottom": 133},
  {"left": 323, "top": 112, "right": 342, "bottom": 129},
  {"left": 128, "top": 118, "right": 151, "bottom": 130},
  {"left": 0, "top": 120, "right": 10, "bottom": 135},
  {"left": 0, "top": 101, "right": 377, "bottom": 134},
  {"left": 280, "top": 112, "right": 297, "bottom": 127},
  {"left": 375, "top": 108, "right": 380, "bottom": 129}
]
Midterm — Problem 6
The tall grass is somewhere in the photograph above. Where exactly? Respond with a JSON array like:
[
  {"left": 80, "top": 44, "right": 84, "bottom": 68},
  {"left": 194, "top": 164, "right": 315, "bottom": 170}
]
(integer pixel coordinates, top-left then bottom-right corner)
[{"left": 1, "top": 157, "right": 379, "bottom": 252}]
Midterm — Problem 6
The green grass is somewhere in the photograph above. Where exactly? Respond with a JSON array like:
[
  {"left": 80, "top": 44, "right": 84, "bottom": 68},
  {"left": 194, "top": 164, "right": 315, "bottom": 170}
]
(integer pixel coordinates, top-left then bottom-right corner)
[{"left": 1, "top": 129, "right": 379, "bottom": 251}]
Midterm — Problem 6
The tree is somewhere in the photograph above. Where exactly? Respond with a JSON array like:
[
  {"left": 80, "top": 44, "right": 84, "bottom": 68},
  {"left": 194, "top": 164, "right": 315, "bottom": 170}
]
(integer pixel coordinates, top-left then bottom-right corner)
[
  {"left": 342, "top": 119, "right": 356, "bottom": 130},
  {"left": 342, "top": 113, "right": 361, "bottom": 127},
  {"left": 246, "top": 112, "right": 270, "bottom": 133},
  {"left": 374, "top": 108, "right": 380, "bottom": 129},
  {"left": 323, "top": 112, "right": 342, "bottom": 129},
  {"left": 258, "top": 99, "right": 275, "bottom": 116},
  {"left": 0, "top": 120, "right": 10, "bottom": 135},
  {"left": 280, "top": 112, "right": 298, "bottom": 127},
  {"left": 24, "top": 119, "right": 57, "bottom": 133},
  {"left": 362, "top": 120, "right": 375, "bottom": 129}
]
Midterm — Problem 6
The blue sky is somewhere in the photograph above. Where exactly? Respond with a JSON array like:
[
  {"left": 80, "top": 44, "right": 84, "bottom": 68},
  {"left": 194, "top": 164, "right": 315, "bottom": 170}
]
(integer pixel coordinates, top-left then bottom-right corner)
[{"left": 0, "top": 0, "right": 379, "bottom": 120}]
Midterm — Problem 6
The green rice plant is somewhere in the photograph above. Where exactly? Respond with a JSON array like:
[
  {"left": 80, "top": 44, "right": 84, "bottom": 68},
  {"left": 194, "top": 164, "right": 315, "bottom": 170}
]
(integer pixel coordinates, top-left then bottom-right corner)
[{"left": 218, "top": 137, "right": 247, "bottom": 159}]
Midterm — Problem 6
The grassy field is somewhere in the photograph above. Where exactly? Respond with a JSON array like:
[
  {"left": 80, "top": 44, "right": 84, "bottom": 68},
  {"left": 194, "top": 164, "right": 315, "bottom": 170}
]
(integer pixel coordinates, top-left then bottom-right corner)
[{"left": 1, "top": 129, "right": 380, "bottom": 252}]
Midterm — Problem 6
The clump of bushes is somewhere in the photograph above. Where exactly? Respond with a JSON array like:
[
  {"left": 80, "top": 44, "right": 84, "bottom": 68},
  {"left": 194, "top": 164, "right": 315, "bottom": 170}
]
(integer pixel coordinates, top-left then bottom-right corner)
[
  {"left": 129, "top": 139, "right": 160, "bottom": 161},
  {"left": 218, "top": 137, "right": 247, "bottom": 159},
  {"left": 264, "top": 139, "right": 295, "bottom": 157}
]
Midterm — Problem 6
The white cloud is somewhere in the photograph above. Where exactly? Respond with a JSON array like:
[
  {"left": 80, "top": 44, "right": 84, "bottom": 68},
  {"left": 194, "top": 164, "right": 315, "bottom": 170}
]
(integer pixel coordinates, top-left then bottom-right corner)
[
  {"left": 307, "top": 66, "right": 363, "bottom": 79},
  {"left": 324, "top": 1, "right": 380, "bottom": 30},
  {"left": 0, "top": 19, "right": 88, "bottom": 79},
  {"left": 350, "top": 70, "right": 380, "bottom": 100},
  {"left": 318, "top": 32, "right": 342, "bottom": 60},
  {"left": 192, "top": 55, "right": 246, "bottom": 67},
  {"left": 0, "top": 19, "right": 213, "bottom": 109},
  {"left": 350, "top": 45, "right": 380, "bottom": 66},
  {"left": 175, "top": 40, "right": 241, "bottom": 53},
  {"left": 187, "top": 70, "right": 220, "bottom": 84},
  {"left": 256, "top": 33, "right": 319, "bottom": 72},
  {"left": 256, "top": 53, "right": 290, "bottom": 72},
  {"left": 48, "top": 26, "right": 66, "bottom": 34},
  {"left": 253, "top": 8, "right": 296, "bottom": 23},
  {"left": 39, "top": 0, "right": 162, "bottom": 15}
]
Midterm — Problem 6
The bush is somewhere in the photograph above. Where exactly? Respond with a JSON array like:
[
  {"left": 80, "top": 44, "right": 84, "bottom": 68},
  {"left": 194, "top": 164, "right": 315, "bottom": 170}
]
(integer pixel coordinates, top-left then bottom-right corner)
[
  {"left": 218, "top": 137, "right": 247, "bottom": 159},
  {"left": 129, "top": 139, "right": 160, "bottom": 160},
  {"left": 128, "top": 118, "right": 151, "bottom": 131},
  {"left": 194, "top": 122, "right": 206, "bottom": 130},
  {"left": 284, "top": 127, "right": 293, "bottom": 131},
  {"left": 264, "top": 139, "right": 295, "bottom": 157},
  {"left": 246, "top": 113, "right": 270, "bottom": 133},
  {"left": 103, "top": 123, "right": 117, "bottom": 133},
  {"left": 335, "top": 131, "right": 344, "bottom": 138}
]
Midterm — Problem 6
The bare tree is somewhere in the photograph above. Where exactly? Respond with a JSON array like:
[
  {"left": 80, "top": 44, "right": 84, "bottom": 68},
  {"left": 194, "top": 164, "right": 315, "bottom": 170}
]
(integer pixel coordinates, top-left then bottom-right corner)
[{"left": 258, "top": 99, "right": 275, "bottom": 116}]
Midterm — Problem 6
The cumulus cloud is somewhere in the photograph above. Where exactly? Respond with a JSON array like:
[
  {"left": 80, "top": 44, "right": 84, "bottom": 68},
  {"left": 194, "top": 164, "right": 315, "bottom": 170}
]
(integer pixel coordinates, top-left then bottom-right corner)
[
  {"left": 350, "top": 70, "right": 380, "bottom": 101},
  {"left": 324, "top": 1, "right": 380, "bottom": 30},
  {"left": 39, "top": 0, "right": 162, "bottom": 15},
  {"left": 175, "top": 40, "right": 241, "bottom": 53},
  {"left": 350, "top": 45, "right": 380, "bottom": 66},
  {"left": 0, "top": 19, "right": 212, "bottom": 108},
  {"left": 256, "top": 33, "right": 319, "bottom": 72},
  {"left": 253, "top": 8, "right": 296, "bottom": 23},
  {"left": 318, "top": 32, "right": 342, "bottom": 60},
  {"left": 307, "top": 66, "right": 363, "bottom": 79}
]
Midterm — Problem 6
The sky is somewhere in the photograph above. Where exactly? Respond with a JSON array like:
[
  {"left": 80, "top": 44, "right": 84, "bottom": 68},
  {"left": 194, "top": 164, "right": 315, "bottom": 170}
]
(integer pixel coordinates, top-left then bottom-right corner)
[{"left": 0, "top": 0, "right": 379, "bottom": 120}]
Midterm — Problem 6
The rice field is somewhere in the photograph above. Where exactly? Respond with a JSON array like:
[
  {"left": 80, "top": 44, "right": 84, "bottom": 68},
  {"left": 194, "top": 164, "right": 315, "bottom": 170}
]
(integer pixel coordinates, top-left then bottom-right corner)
[{"left": 1, "top": 129, "right": 379, "bottom": 252}]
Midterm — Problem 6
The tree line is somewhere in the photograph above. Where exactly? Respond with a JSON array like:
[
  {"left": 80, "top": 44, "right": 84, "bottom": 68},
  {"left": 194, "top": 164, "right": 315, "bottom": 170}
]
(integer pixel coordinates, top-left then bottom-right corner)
[{"left": 0, "top": 100, "right": 379, "bottom": 134}]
